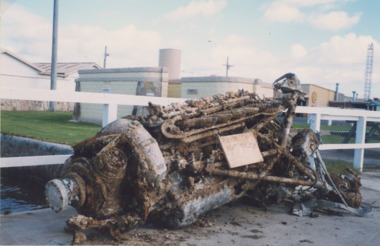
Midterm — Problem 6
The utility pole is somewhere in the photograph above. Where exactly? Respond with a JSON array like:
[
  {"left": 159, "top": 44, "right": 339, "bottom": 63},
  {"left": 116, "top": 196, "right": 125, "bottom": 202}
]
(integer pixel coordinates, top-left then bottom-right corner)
[
  {"left": 50, "top": 0, "right": 59, "bottom": 112},
  {"left": 103, "top": 46, "right": 109, "bottom": 68},
  {"left": 223, "top": 57, "right": 233, "bottom": 77}
]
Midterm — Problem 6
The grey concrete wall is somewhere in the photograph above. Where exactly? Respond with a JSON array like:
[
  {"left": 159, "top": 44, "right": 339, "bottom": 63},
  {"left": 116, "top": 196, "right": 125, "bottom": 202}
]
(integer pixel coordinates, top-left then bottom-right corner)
[
  {"left": 1, "top": 134, "right": 73, "bottom": 181},
  {"left": 1, "top": 134, "right": 73, "bottom": 157}
]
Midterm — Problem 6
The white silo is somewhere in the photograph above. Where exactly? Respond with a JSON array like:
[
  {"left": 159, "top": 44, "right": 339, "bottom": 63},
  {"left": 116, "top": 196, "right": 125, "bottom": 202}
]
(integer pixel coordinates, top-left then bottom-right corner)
[{"left": 159, "top": 48, "right": 181, "bottom": 80}]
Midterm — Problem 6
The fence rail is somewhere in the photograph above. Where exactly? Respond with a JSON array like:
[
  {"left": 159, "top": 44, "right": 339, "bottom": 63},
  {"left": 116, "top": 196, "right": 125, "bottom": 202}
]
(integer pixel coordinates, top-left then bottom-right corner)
[
  {"left": 1, "top": 87, "right": 379, "bottom": 171},
  {"left": 0, "top": 155, "right": 71, "bottom": 168},
  {"left": 295, "top": 106, "right": 380, "bottom": 171}
]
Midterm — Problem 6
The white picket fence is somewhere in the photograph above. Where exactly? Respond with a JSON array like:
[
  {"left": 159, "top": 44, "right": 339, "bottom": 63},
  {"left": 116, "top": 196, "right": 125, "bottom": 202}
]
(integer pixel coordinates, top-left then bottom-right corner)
[
  {"left": 296, "top": 106, "right": 380, "bottom": 171},
  {"left": 1, "top": 87, "right": 379, "bottom": 171}
]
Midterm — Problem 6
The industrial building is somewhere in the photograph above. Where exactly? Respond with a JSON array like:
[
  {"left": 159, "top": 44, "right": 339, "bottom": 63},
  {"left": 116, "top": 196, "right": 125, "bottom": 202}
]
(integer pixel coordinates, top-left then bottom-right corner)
[
  {"left": 75, "top": 67, "right": 169, "bottom": 124},
  {"left": 76, "top": 48, "right": 274, "bottom": 124},
  {"left": 180, "top": 76, "right": 273, "bottom": 100},
  {"left": 0, "top": 49, "right": 101, "bottom": 111},
  {"left": 5, "top": 47, "right": 365, "bottom": 124},
  {"left": 159, "top": 48, "right": 273, "bottom": 100},
  {"left": 300, "top": 84, "right": 339, "bottom": 107}
]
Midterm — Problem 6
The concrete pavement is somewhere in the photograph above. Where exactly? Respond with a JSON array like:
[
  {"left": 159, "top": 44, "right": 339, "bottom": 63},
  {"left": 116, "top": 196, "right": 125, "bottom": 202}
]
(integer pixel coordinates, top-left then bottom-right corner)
[{"left": 1, "top": 170, "right": 379, "bottom": 245}]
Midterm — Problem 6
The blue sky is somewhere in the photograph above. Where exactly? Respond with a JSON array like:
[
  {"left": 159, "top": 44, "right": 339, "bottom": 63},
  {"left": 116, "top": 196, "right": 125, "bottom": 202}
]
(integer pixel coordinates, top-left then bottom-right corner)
[{"left": 2, "top": 0, "right": 380, "bottom": 98}]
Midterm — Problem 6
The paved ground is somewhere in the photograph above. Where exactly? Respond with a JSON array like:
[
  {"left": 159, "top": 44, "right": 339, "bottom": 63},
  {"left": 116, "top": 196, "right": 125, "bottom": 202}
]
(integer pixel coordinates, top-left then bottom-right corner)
[{"left": 1, "top": 171, "right": 379, "bottom": 246}]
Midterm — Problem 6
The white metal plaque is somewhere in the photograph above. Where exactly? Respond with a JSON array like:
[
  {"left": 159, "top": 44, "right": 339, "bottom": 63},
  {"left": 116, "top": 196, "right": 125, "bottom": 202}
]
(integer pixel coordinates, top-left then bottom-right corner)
[{"left": 219, "top": 132, "right": 263, "bottom": 168}]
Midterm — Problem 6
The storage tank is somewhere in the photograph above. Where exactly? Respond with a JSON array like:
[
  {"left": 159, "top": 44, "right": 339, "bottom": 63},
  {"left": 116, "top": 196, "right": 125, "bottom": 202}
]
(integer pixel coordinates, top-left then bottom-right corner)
[{"left": 159, "top": 49, "right": 181, "bottom": 80}]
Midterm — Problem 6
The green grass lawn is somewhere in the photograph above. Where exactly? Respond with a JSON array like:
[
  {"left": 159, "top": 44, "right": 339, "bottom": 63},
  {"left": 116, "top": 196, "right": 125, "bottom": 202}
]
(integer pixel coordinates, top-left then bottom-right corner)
[
  {"left": 293, "top": 123, "right": 352, "bottom": 131},
  {"left": 320, "top": 124, "right": 352, "bottom": 131},
  {"left": 324, "top": 160, "right": 360, "bottom": 174},
  {"left": 292, "top": 123, "right": 309, "bottom": 129},
  {"left": 1, "top": 111, "right": 101, "bottom": 146},
  {"left": 293, "top": 123, "right": 379, "bottom": 144}
]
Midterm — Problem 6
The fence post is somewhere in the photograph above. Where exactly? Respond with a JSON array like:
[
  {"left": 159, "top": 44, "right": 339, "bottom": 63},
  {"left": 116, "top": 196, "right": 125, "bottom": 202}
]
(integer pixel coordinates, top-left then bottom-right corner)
[
  {"left": 353, "top": 116, "right": 366, "bottom": 171},
  {"left": 102, "top": 104, "right": 117, "bottom": 127},
  {"left": 308, "top": 113, "right": 320, "bottom": 169},
  {"left": 309, "top": 113, "right": 321, "bottom": 132}
]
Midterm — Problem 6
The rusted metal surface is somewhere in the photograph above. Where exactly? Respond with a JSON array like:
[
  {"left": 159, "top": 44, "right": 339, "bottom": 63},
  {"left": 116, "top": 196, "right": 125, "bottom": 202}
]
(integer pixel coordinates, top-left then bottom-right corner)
[{"left": 45, "top": 74, "right": 369, "bottom": 244}]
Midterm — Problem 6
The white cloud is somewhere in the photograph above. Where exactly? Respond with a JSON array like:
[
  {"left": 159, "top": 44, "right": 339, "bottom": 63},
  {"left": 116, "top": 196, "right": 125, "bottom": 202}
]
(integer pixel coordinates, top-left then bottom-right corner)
[
  {"left": 263, "top": 2, "right": 304, "bottom": 22},
  {"left": 2, "top": 3, "right": 162, "bottom": 68},
  {"left": 184, "top": 34, "right": 280, "bottom": 78},
  {"left": 309, "top": 11, "right": 361, "bottom": 31},
  {"left": 59, "top": 24, "right": 161, "bottom": 67},
  {"left": 1, "top": 4, "right": 52, "bottom": 61},
  {"left": 2, "top": 3, "right": 378, "bottom": 99},
  {"left": 306, "top": 33, "right": 371, "bottom": 64},
  {"left": 164, "top": 0, "right": 227, "bottom": 21},
  {"left": 263, "top": 0, "right": 361, "bottom": 31},
  {"left": 197, "top": 33, "right": 378, "bottom": 99},
  {"left": 290, "top": 44, "right": 307, "bottom": 59},
  {"left": 285, "top": 33, "right": 379, "bottom": 97},
  {"left": 282, "top": 0, "right": 343, "bottom": 7},
  {"left": 182, "top": 32, "right": 380, "bottom": 99}
]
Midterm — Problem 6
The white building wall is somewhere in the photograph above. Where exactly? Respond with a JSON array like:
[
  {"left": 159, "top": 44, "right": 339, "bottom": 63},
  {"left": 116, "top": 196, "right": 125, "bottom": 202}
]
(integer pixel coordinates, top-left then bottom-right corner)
[
  {"left": 2, "top": 53, "right": 38, "bottom": 77},
  {"left": 77, "top": 67, "right": 169, "bottom": 124},
  {"left": 181, "top": 76, "right": 255, "bottom": 99},
  {"left": 1, "top": 52, "right": 77, "bottom": 92},
  {"left": 1, "top": 53, "right": 47, "bottom": 89},
  {"left": 161, "top": 82, "right": 168, "bottom": 98},
  {"left": 1, "top": 52, "right": 77, "bottom": 111},
  {"left": 253, "top": 84, "right": 274, "bottom": 99},
  {"left": 79, "top": 81, "right": 139, "bottom": 124},
  {"left": 56, "top": 72, "right": 78, "bottom": 92}
]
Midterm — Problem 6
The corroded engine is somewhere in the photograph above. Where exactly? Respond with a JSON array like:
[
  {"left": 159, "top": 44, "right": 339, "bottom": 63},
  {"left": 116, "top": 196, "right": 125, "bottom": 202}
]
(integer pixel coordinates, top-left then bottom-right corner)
[{"left": 45, "top": 74, "right": 367, "bottom": 243}]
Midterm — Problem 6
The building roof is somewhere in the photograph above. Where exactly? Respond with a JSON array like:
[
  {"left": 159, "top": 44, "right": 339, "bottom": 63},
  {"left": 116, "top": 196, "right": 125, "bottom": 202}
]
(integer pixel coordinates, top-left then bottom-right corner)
[
  {"left": 78, "top": 67, "right": 167, "bottom": 75},
  {"left": 181, "top": 76, "right": 255, "bottom": 84},
  {"left": 1, "top": 48, "right": 101, "bottom": 78},
  {"left": 1, "top": 49, "right": 43, "bottom": 73},
  {"left": 34, "top": 62, "right": 102, "bottom": 77}
]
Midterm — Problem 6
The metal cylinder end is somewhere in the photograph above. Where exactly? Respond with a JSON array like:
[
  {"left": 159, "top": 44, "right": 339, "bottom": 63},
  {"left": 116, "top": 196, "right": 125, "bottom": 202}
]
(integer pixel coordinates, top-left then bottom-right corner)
[{"left": 45, "top": 179, "right": 69, "bottom": 213}]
